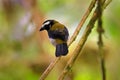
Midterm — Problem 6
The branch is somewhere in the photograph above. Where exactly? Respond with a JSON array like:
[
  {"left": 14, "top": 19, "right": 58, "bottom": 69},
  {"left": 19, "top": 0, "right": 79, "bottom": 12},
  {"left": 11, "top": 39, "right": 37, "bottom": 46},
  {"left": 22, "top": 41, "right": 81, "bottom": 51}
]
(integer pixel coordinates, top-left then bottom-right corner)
[
  {"left": 39, "top": 57, "right": 61, "bottom": 80},
  {"left": 68, "top": 0, "right": 97, "bottom": 46},
  {"left": 58, "top": 0, "right": 111, "bottom": 79},
  {"left": 39, "top": 0, "right": 97, "bottom": 80},
  {"left": 104, "top": 0, "right": 112, "bottom": 9},
  {"left": 97, "top": 0, "right": 106, "bottom": 80}
]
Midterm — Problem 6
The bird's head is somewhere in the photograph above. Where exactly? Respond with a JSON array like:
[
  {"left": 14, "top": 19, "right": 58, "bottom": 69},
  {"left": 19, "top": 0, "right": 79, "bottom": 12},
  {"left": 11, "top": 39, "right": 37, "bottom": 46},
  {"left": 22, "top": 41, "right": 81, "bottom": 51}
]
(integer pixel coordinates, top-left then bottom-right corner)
[{"left": 40, "top": 20, "right": 56, "bottom": 31}]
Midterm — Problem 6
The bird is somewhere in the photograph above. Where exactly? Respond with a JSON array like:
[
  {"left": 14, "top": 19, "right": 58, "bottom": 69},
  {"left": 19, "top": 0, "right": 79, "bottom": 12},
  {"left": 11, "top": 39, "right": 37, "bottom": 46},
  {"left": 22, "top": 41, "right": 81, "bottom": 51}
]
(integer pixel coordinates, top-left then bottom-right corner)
[{"left": 39, "top": 20, "right": 69, "bottom": 57}]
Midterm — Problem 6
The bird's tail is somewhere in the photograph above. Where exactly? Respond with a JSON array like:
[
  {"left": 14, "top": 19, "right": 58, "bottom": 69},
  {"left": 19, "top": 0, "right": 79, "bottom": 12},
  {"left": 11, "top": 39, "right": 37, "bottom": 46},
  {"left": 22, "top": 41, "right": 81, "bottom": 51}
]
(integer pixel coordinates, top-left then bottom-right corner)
[{"left": 55, "top": 43, "right": 68, "bottom": 57}]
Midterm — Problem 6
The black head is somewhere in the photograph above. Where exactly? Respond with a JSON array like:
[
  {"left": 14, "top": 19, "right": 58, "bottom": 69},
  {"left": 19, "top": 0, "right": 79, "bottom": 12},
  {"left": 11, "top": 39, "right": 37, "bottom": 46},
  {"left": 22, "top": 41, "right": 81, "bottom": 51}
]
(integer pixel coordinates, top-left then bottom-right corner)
[{"left": 40, "top": 20, "right": 54, "bottom": 31}]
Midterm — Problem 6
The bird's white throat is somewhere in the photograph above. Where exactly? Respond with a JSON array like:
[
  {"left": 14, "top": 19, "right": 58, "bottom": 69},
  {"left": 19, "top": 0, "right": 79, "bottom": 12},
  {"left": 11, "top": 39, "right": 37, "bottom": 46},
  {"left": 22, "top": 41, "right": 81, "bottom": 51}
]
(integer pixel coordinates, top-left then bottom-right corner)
[{"left": 49, "top": 38, "right": 57, "bottom": 46}]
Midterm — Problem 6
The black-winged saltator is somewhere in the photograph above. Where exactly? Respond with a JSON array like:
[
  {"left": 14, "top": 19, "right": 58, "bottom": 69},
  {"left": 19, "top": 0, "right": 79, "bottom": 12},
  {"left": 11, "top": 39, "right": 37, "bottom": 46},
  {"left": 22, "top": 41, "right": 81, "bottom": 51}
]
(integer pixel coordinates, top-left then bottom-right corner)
[{"left": 40, "top": 20, "right": 69, "bottom": 57}]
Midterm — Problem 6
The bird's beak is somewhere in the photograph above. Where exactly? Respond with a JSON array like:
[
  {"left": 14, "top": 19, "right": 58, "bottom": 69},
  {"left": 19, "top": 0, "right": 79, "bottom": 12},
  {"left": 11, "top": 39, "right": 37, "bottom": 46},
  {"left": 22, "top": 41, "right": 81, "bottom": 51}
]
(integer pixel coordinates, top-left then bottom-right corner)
[{"left": 39, "top": 27, "right": 45, "bottom": 31}]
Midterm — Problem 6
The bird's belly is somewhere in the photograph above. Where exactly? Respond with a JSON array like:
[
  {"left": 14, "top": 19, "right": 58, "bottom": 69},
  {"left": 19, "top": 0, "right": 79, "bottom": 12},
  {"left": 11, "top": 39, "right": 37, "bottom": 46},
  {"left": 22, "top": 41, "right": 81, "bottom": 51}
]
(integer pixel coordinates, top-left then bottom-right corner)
[{"left": 49, "top": 38, "right": 57, "bottom": 46}]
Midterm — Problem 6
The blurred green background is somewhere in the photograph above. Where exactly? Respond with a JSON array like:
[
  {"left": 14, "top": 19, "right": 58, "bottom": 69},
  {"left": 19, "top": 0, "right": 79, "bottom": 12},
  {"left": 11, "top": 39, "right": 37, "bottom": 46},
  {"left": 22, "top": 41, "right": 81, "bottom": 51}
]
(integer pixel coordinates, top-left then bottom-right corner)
[{"left": 0, "top": 0, "right": 120, "bottom": 80}]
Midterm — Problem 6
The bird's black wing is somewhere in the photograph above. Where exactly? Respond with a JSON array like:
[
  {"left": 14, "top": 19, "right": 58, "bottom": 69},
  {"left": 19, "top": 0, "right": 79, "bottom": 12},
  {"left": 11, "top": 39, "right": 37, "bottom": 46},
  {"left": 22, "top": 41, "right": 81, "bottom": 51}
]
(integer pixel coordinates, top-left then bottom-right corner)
[{"left": 48, "top": 27, "right": 69, "bottom": 41}]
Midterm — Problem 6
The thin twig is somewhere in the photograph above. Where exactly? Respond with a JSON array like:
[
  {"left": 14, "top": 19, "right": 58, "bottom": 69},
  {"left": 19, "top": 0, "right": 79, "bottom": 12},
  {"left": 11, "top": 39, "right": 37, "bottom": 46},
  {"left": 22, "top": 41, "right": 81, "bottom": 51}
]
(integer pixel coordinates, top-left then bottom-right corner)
[
  {"left": 39, "top": 0, "right": 97, "bottom": 80},
  {"left": 97, "top": 0, "right": 106, "bottom": 80},
  {"left": 58, "top": 0, "right": 111, "bottom": 79}
]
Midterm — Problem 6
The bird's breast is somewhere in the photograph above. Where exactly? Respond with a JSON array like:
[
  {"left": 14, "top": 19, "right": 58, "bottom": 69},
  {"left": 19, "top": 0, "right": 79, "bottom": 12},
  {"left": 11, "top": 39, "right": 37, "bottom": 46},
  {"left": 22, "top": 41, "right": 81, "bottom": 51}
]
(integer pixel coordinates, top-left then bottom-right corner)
[
  {"left": 49, "top": 38, "right": 57, "bottom": 46},
  {"left": 49, "top": 38, "right": 66, "bottom": 47}
]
